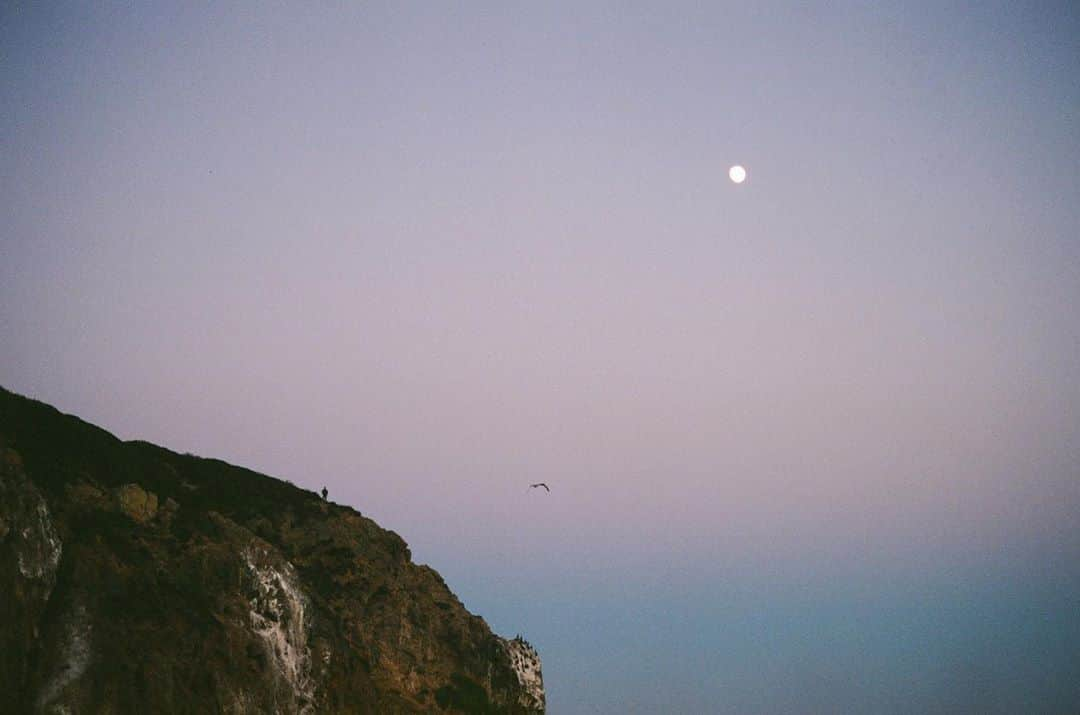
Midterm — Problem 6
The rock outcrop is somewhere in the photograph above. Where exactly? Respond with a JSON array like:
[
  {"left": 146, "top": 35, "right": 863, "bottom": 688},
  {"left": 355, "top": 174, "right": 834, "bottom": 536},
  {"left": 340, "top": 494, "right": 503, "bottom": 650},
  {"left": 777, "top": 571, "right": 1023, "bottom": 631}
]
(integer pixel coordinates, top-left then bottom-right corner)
[{"left": 0, "top": 386, "right": 543, "bottom": 713}]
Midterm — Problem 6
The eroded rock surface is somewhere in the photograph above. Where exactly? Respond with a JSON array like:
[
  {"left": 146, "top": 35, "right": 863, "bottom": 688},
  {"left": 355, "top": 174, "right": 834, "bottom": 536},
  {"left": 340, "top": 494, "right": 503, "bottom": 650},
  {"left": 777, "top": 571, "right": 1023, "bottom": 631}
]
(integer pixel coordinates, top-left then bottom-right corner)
[
  {"left": 503, "top": 637, "right": 545, "bottom": 711},
  {"left": 1, "top": 447, "right": 64, "bottom": 711},
  {"left": 0, "top": 386, "right": 544, "bottom": 713}
]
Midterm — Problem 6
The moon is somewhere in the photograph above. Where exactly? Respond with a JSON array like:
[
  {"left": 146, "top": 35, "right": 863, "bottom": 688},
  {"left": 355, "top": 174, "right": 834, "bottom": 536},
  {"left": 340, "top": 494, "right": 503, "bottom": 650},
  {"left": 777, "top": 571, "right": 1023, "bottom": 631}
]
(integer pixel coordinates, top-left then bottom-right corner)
[{"left": 729, "top": 165, "right": 747, "bottom": 184}]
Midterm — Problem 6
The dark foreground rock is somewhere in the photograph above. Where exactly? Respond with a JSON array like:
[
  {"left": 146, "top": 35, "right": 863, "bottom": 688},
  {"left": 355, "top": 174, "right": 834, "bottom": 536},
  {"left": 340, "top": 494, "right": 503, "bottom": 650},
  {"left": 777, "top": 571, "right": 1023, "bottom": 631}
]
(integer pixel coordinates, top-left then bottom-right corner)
[{"left": 0, "top": 387, "right": 543, "bottom": 714}]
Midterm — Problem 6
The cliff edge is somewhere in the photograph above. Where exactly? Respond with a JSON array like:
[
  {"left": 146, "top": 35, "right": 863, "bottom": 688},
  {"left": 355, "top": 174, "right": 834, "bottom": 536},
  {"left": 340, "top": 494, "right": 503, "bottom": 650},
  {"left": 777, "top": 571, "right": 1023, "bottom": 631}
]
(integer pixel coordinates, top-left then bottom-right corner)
[{"left": 0, "top": 386, "right": 544, "bottom": 714}]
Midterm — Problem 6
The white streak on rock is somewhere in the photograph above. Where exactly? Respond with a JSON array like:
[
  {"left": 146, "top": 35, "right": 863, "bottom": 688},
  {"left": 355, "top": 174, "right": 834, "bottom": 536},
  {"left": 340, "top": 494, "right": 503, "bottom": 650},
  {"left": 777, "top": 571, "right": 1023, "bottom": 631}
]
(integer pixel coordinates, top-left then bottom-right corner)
[
  {"left": 37, "top": 601, "right": 92, "bottom": 713},
  {"left": 503, "top": 636, "right": 545, "bottom": 710},
  {"left": 18, "top": 500, "right": 63, "bottom": 581},
  {"left": 241, "top": 545, "right": 315, "bottom": 714}
]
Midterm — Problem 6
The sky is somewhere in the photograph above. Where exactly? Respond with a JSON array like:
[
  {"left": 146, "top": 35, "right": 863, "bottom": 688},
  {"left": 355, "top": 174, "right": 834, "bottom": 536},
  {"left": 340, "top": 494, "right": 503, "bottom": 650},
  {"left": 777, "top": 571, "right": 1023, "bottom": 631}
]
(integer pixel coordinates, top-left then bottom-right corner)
[{"left": 3, "top": 2, "right": 1079, "bottom": 712}]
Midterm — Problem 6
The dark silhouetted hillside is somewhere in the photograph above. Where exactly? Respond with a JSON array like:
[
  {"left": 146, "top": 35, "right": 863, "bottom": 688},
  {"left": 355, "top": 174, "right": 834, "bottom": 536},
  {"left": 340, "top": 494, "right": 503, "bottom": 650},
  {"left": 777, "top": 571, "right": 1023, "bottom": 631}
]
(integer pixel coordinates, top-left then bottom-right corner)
[{"left": 0, "top": 386, "right": 543, "bottom": 714}]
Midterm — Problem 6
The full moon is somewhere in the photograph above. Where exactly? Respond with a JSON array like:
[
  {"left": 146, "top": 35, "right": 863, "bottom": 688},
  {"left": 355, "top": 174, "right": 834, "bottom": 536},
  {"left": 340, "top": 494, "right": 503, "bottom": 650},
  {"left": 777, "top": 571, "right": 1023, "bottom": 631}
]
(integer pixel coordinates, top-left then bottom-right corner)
[{"left": 729, "top": 165, "right": 747, "bottom": 184}]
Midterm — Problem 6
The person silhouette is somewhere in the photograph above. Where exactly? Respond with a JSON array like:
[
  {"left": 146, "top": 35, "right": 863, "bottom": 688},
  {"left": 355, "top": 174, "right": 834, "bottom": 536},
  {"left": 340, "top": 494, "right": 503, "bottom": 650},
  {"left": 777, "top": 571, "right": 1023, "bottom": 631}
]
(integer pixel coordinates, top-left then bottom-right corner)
[{"left": 321, "top": 486, "right": 328, "bottom": 501}]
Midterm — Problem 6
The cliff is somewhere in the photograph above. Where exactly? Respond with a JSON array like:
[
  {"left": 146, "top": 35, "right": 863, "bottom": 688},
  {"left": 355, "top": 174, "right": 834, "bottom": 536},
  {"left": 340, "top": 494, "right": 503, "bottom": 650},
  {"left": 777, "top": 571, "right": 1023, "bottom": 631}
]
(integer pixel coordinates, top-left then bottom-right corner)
[{"left": 0, "top": 387, "right": 544, "bottom": 714}]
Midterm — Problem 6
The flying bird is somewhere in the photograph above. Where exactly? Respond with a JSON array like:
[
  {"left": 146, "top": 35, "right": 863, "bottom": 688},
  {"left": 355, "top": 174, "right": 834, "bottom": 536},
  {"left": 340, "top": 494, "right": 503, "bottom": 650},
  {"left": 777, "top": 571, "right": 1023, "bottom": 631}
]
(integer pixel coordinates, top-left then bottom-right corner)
[{"left": 528, "top": 483, "right": 550, "bottom": 492}]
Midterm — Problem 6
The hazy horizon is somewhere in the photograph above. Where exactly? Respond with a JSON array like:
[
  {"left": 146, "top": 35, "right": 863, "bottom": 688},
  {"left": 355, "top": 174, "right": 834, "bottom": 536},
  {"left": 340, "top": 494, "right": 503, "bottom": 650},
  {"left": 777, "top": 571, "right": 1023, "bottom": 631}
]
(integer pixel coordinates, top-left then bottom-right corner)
[{"left": 3, "top": 2, "right": 1079, "bottom": 712}]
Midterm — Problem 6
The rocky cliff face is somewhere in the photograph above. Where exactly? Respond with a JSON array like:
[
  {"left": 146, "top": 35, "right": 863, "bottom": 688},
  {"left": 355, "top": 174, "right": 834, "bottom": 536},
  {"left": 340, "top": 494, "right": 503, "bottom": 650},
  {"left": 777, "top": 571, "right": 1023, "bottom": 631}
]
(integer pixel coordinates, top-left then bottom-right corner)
[{"left": 0, "top": 387, "right": 544, "bottom": 714}]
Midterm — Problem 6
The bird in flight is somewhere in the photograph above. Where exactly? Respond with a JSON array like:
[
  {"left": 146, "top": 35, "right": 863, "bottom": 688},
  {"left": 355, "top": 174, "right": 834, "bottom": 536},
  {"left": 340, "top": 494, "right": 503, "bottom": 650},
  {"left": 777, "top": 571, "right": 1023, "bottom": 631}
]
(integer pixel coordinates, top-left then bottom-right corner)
[{"left": 528, "top": 483, "right": 550, "bottom": 492}]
